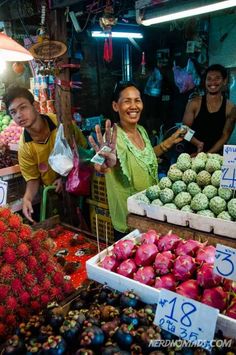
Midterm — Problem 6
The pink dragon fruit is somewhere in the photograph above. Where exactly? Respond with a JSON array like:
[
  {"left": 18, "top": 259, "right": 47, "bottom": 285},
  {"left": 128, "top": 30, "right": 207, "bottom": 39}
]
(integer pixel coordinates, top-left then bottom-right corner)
[
  {"left": 154, "top": 274, "right": 176, "bottom": 291},
  {"left": 141, "top": 229, "right": 159, "bottom": 246},
  {"left": 113, "top": 239, "right": 136, "bottom": 260},
  {"left": 197, "top": 264, "right": 222, "bottom": 288},
  {"left": 225, "top": 299, "right": 236, "bottom": 319},
  {"left": 133, "top": 266, "right": 155, "bottom": 285},
  {"left": 223, "top": 279, "right": 236, "bottom": 293},
  {"left": 176, "top": 280, "right": 200, "bottom": 300},
  {"left": 134, "top": 243, "right": 158, "bottom": 266},
  {"left": 196, "top": 245, "right": 216, "bottom": 265},
  {"left": 157, "top": 231, "right": 181, "bottom": 252},
  {"left": 175, "top": 239, "right": 205, "bottom": 257},
  {"left": 101, "top": 255, "right": 119, "bottom": 271},
  {"left": 116, "top": 259, "right": 137, "bottom": 278},
  {"left": 173, "top": 255, "right": 196, "bottom": 281},
  {"left": 154, "top": 251, "right": 174, "bottom": 275},
  {"left": 201, "top": 286, "right": 228, "bottom": 311}
]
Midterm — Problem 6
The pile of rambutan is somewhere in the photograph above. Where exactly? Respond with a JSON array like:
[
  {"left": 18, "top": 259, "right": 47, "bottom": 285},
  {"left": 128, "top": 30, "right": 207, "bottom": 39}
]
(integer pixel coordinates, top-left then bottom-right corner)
[{"left": 0, "top": 207, "right": 75, "bottom": 338}]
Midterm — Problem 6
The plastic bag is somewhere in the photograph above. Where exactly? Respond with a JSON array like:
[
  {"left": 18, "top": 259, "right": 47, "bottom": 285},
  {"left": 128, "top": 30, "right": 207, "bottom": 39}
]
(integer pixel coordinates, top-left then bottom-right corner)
[
  {"left": 144, "top": 67, "right": 163, "bottom": 97},
  {"left": 48, "top": 124, "right": 73, "bottom": 176},
  {"left": 173, "top": 59, "right": 200, "bottom": 94}
]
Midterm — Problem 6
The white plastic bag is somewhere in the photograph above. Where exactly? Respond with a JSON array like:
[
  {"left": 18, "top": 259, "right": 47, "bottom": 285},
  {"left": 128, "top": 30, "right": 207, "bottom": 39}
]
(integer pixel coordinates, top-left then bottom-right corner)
[{"left": 48, "top": 123, "right": 73, "bottom": 176}]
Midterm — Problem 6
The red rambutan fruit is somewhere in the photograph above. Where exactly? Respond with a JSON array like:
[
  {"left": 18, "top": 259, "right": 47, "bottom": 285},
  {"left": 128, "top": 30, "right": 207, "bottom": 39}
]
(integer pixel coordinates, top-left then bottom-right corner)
[
  {"left": 41, "top": 294, "right": 50, "bottom": 305},
  {"left": 0, "top": 235, "right": 5, "bottom": 249},
  {"left": 6, "top": 296, "right": 17, "bottom": 310},
  {"left": 49, "top": 286, "right": 61, "bottom": 299},
  {"left": 27, "top": 256, "right": 38, "bottom": 270},
  {"left": 24, "top": 273, "right": 36, "bottom": 287},
  {"left": 0, "top": 305, "right": 6, "bottom": 319},
  {"left": 52, "top": 271, "right": 64, "bottom": 286},
  {"left": 8, "top": 214, "right": 22, "bottom": 229},
  {"left": 0, "top": 322, "right": 6, "bottom": 337},
  {"left": 0, "top": 284, "right": 9, "bottom": 299},
  {"left": 63, "top": 281, "right": 75, "bottom": 295},
  {"left": 44, "top": 262, "right": 56, "bottom": 273},
  {"left": 18, "top": 307, "right": 29, "bottom": 319},
  {"left": 31, "top": 285, "right": 41, "bottom": 298},
  {"left": 0, "top": 207, "right": 11, "bottom": 219},
  {"left": 11, "top": 278, "right": 23, "bottom": 295},
  {"left": 35, "top": 269, "right": 44, "bottom": 282},
  {"left": 17, "top": 243, "right": 30, "bottom": 257},
  {"left": 15, "top": 260, "right": 27, "bottom": 275},
  {"left": 19, "top": 291, "right": 30, "bottom": 305},
  {"left": 3, "top": 247, "right": 16, "bottom": 264},
  {"left": 6, "top": 314, "right": 17, "bottom": 327},
  {"left": 42, "top": 279, "right": 51, "bottom": 290},
  {"left": 0, "top": 264, "right": 14, "bottom": 280},
  {"left": 7, "top": 232, "right": 19, "bottom": 245},
  {"left": 31, "top": 300, "right": 40, "bottom": 311},
  {"left": 19, "top": 225, "right": 32, "bottom": 241},
  {"left": 0, "top": 220, "right": 7, "bottom": 233},
  {"left": 33, "top": 229, "right": 48, "bottom": 241},
  {"left": 38, "top": 252, "right": 49, "bottom": 264}
]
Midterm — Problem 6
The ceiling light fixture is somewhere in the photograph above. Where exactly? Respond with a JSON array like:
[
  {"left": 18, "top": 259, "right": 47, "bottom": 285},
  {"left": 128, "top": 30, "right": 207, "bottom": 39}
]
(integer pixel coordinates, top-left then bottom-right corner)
[
  {"left": 91, "top": 31, "right": 143, "bottom": 39},
  {"left": 137, "top": 0, "right": 236, "bottom": 26},
  {"left": 0, "top": 32, "right": 33, "bottom": 61}
]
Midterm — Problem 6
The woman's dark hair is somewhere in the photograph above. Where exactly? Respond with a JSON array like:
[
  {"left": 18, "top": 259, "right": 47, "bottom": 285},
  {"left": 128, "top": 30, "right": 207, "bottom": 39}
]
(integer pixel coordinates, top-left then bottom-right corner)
[
  {"left": 3, "top": 86, "right": 34, "bottom": 110},
  {"left": 204, "top": 64, "right": 227, "bottom": 80},
  {"left": 112, "top": 81, "right": 141, "bottom": 102}
]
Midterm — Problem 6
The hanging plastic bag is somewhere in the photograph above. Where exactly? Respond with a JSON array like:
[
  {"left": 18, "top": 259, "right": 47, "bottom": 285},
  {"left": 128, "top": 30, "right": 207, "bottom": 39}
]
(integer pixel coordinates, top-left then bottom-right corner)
[
  {"left": 48, "top": 123, "right": 73, "bottom": 176},
  {"left": 144, "top": 67, "right": 163, "bottom": 97},
  {"left": 173, "top": 59, "right": 200, "bottom": 93}
]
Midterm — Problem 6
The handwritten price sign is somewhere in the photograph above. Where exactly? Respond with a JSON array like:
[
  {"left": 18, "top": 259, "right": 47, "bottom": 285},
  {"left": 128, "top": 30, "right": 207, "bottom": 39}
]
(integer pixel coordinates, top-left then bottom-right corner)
[
  {"left": 0, "top": 180, "right": 8, "bottom": 207},
  {"left": 154, "top": 289, "right": 219, "bottom": 351},
  {"left": 221, "top": 145, "right": 236, "bottom": 189},
  {"left": 223, "top": 145, "right": 236, "bottom": 165},
  {"left": 214, "top": 244, "right": 236, "bottom": 281}
]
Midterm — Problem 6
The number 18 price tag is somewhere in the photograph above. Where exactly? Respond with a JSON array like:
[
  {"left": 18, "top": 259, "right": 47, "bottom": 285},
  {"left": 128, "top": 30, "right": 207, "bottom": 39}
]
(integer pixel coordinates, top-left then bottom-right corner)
[
  {"left": 214, "top": 244, "right": 236, "bottom": 281},
  {"left": 154, "top": 289, "right": 219, "bottom": 351}
]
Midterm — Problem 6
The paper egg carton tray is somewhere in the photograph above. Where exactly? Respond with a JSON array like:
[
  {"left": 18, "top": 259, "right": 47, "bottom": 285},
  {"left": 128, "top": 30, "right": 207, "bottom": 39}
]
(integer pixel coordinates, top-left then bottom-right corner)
[
  {"left": 86, "top": 229, "right": 236, "bottom": 340},
  {"left": 127, "top": 192, "right": 236, "bottom": 239}
]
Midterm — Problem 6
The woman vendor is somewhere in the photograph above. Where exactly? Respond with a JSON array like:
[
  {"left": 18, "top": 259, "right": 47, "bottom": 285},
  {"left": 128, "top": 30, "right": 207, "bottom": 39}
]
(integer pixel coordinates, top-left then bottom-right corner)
[{"left": 89, "top": 82, "right": 185, "bottom": 240}]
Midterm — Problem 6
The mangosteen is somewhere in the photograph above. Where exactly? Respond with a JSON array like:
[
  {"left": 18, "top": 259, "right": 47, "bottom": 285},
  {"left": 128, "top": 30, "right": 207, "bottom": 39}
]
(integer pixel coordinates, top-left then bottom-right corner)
[
  {"left": 98, "top": 286, "right": 113, "bottom": 303},
  {"left": 26, "top": 315, "right": 44, "bottom": 336},
  {"left": 100, "top": 305, "right": 119, "bottom": 321},
  {"left": 42, "top": 335, "right": 67, "bottom": 355},
  {"left": 135, "top": 326, "right": 161, "bottom": 353},
  {"left": 48, "top": 314, "right": 65, "bottom": 332},
  {"left": 83, "top": 317, "right": 101, "bottom": 328},
  {"left": 101, "top": 345, "right": 122, "bottom": 355},
  {"left": 121, "top": 308, "right": 139, "bottom": 328},
  {"left": 38, "top": 325, "right": 54, "bottom": 343},
  {"left": 80, "top": 325, "right": 105, "bottom": 348},
  {"left": 114, "top": 324, "right": 135, "bottom": 350},
  {"left": 3, "top": 335, "right": 26, "bottom": 355},
  {"left": 75, "top": 349, "right": 95, "bottom": 355},
  {"left": 67, "top": 310, "right": 86, "bottom": 326},
  {"left": 130, "top": 343, "right": 143, "bottom": 355},
  {"left": 101, "top": 319, "right": 120, "bottom": 337},
  {"left": 70, "top": 298, "right": 86, "bottom": 311},
  {"left": 137, "top": 305, "right": 155, "bottom": 326},
  {"left": 59, "top": 319, "right": 80, "bottom": 345},
  {"left": 120, "top": 291, "right": 140, "bottom": 309},
  {"left": 25, "top": 338, "right": 42, "bottom": 354},
  {"left": 106, "top": 291, "right": 120, "bottom": 306}
]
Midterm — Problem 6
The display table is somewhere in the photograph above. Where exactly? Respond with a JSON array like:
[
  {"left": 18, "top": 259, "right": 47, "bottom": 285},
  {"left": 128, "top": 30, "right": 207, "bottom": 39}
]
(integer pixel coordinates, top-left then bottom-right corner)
[{"left": 127, "top": 213, "right": 236, "bottom": 248}]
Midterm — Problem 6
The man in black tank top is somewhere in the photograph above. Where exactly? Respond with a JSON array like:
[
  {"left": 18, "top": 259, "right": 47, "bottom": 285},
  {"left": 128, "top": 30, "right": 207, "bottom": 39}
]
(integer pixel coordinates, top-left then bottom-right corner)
[{"left": 182, "top": 64, "right": 236, "bottom": 155}]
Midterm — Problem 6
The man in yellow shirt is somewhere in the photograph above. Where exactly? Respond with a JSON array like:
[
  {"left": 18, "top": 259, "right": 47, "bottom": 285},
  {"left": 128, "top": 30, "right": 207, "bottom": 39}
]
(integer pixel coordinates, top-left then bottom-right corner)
[{"left": 4, "top": 86, "right": 87, "bottom": 222}]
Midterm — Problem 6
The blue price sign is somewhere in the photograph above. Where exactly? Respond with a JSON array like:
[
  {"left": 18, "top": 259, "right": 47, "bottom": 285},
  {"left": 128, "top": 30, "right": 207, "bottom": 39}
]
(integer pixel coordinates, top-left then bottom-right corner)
[
  {"left": 154, "top": 289, "right": 219, "bottom": 351},
  {"left": 214, "top": 244, "right": 236, "bottom": 281},
  {"left": 223, "top": 145, "right": 236, "bottom": 165},
  {"left": 220, "top": 166, "right": 236, "bottom": 189},
  {"left": 0, "top": 180, "right": 8, "bottom": 207}
]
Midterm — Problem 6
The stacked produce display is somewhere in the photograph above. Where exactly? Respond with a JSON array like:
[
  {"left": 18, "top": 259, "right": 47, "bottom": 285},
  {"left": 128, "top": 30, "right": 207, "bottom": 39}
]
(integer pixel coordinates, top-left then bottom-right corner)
[
  {"left": 0, "top": 144, "right": 14, "bottom": 169},
  {"left": 0, "top": 120, "right": 22, "bottom": 146}
]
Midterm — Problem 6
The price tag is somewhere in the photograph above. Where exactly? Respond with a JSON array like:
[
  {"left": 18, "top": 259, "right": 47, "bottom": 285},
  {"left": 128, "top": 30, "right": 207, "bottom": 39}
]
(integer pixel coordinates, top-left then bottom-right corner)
[
  {"left": 220, "top": 166, "right": 236, "bottom": 189},
  {"left": 0, "top": 180, "right": 8, "bottom": 206},
  {"left": 154, "top": 289, "right": 219, "bottom": 351},
  {"left": 180, "top": 125, "right": 195, "bottom": 142},
  {"left": 214, "top": 244, "right": 236, "bottom": 281},
  {"left": 223, "top": 145, "right": 236, "bottom": 165}
]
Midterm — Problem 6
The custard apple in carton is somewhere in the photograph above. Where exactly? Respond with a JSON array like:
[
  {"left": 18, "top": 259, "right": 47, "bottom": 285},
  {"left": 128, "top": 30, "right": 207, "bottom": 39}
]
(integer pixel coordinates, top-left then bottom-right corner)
[
  {"left": 159, "top": 176, "right": 172, "bottom": 189},
  {"left": 209, "top": 196, "right": 226, "bottom": 215},
  {"left": 217, "top": 211, "right": 232, "bottom": 221},
  {"left": 134, "top": 193, "right": 150, "bottom": 204},
  {"left": 190, "top": 193, "right": 209, "bottom": 211},
  {"left": 182, "top": 169, "right": 197, "bottom": 184},
  {"left": 202, "top": 185, "right": 218, "bottom": 199},
  {"left": 172, "top": 180, "right": 187, "bottom": 195},
  {"left": 159, "top": 188, "right": 174, "bottom": 204},
  {"left": 205, "top": 158, "right": 221, "bottom": 173},
  {"left": 197, "top": 209, "right": 215, "bottom": 218},
  {"left": 151, "top": 198, "right": 163, "bottom": 206},
  {"left": 196, "top": 170, "right": 212, "bottom": 187},
  {"left": 174, "top": 192, "right": 192, "bottom": 209},
  {"left": 187, "top": 182, "right": 201, "bottom": 196},
  {"left": 211, "top": 170, "right": 221, "bottom": 187},
  {"left": 167, "top": 166, "right": 183, "bottom": 182},
  {"left": 191, "top": 157, "right": 206, "bottom": 172},
  {"left": 228, "top": 198, "right": 236, "bottom": 219},
  {"left": 163, "top": 203, "right": 178, "bottom": 209},
  {"left": 218, "top": 187, "right": 233, "bottom": 201},
  {"left": 176, "top": 153, "right": 192, "bottom": 171},
  {"left": 146, "top": 185, "right": 160, "bottom": 201},
  {"left": 181, "top": 205, "right": 193, "bottom": 212}
]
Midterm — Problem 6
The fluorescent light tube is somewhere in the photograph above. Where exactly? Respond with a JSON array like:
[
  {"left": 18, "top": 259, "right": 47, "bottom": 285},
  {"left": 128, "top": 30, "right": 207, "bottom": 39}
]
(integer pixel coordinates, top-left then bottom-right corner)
[
  {"left": 91, "top": 31, "right": 143, "bottom": 38},
  {"left": 141, "top": 0, "right": 236, "bottom": 26}
]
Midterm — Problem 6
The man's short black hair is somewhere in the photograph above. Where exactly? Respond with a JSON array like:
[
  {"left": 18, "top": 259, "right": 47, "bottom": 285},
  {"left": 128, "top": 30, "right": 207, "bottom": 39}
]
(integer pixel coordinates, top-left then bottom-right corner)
[
  {"left": 3, "top": 86, "right": 34, "bottom": 110},
  {"left": 205, "top": 64, "right": 227, "bottom": 80}
]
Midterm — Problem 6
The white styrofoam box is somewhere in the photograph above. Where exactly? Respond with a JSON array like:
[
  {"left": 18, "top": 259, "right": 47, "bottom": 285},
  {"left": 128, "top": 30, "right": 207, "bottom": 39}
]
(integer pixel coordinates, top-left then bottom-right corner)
[
  {"left": 86, "top": 229, "right": 236, "bottom": 339},
  {"left": 146, "top": 205, "right": 189, "bottom": 226},
  {"left": 127, "top": 191, "right": 148, "bottom": 216}
]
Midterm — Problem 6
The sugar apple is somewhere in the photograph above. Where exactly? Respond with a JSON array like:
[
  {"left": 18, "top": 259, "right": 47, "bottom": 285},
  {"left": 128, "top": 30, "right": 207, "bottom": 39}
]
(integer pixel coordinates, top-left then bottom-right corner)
[
  {"left": 196, "top": 170, "right": 212, "bottom": 187},
  {"left": 159, "top": 188, "right": 174, "bottom": 204},
  {"left": 196, "top": 152, "right": 208, "bottom": 161},
  {"left": 174, "top": 192, "right": 192, "bottom": 209},
  {"left": 190, "top": 193, "right": 209, "bottom": 211},
  {"left": 218, "top": 187, "right": 233, "bottom": 201},
  {"left": 209, "top": 196, "right": 226, "bottom": 215},
  {"left": 187, "top": 182, "right": 201, "bottom": 197},
  {"left": 172, "top": 180, "right": 187, "bottom": 195},
  {"left": 167, "top": 166, "right": 183, "bottom": 182},
  {"left": 146, "top": 185, "right": 160, "bottom": 201},
  {"left": 197, "top": 210, "right": 215, "bottom": 218},
  {"left": 207, "top": 153, "right": 223, "bottom": 163},
  {"left": 151, "top": 198, "right": 163, "bottom": 206},
  {"left": 228, "top": 198, "right": 236, "bottom": 219},
  {"left": 176, "top": 153, "right": 192, "bottom": 171},
  {"left": 202, "top": 185, "right": 218, "bottom": 199},
  {"left": 217, "top": 211, "right": 232, "bottom": 221},
  {"left": 205, "top": 159, "right": 221, "bottom": 173},
  {"left": 181, "top": 205, "right": 193, "bottom": 212},
  {"left": 182, "top": 169, "right": 197, "bottom": 184},
  {"left": 211, "top": 170, "right": 222, "bottom": 187},
  {"left": 191, "top": 158, "right": 206, "bottom": 172},
  {"left": 134, "top": 194, "right": 150, "bottom": 204},
  {"left": 164, "top": 203, "right": 178, "bottom": 209},
  {"left": 159, "top": 176, "right": 172, "bottom": 189}
]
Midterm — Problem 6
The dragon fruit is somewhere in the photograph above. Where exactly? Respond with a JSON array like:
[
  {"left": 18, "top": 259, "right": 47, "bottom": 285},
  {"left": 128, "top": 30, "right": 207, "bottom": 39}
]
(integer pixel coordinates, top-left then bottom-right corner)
[
  {"left": 140, "top": 230, "right": 159, "bottom": 245},
  {"left": 175, "top": 239, "right": 204, "bottom": 257},
  {"left": 201, "top": 286, "right": 228, "bottom": 311},
  {"left": 113, "top": 239, "right": 136, "bottom": 260},
  {"left": 101, "top": 255, "right": 119, "bottom": 271},
  {"left": 196, "top": 245, "right": 216, "bottom": 264},
  {"left": 173, "top": 255, "right": 196, "bottom": 281},
  {"left": 157, "top": 231, "right": 181, "bottom": 252},
  {"left": 134, "top": 243, "right": 158, "bottom": 266},
  {"left": 225, "top": 299, "right": 236, "bottom": 319},
  {"left": 197, "top": 264, "right": 222, "bottom": 288},
  {"left": 176, "top": 280, "right": 200, "bottom": 300},
  {"left": 154, "top": 251, "right": 174, "bottom": 275},
  {"left": 116, "top": 259, "right": 137, "bottom": 278},
  {"left": 223, "top": 279, "right": 236, "bottom": 293},
  {"left": 133, "top": 266, "right": 155, "bottom": 285},
  {"left": 154, "top": 274, "right": 176, "bottom": 291}
]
